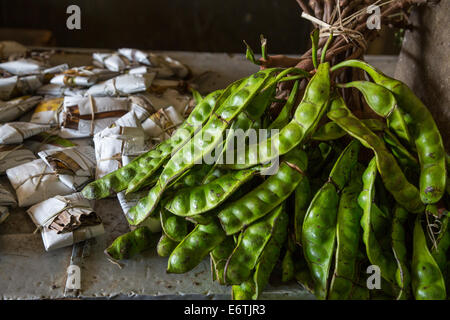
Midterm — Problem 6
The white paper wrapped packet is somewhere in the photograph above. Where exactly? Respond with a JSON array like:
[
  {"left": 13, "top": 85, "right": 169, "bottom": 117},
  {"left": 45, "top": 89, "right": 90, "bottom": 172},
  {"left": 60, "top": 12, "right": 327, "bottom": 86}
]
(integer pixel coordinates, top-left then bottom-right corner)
[
  {"left": 6, "top": 159, "right": 73, "bottom": 207},
  {"left": 59, "top": 96, "right": 130, "bottom": 138},
  {"left": 0, "top": 144, "right": 36, "bottom": 174},
  {"left": 0, "top": 76, "right": 43, "bottom": 100},
  {"left": 41, "top": 223, "right": 105, "bottom": 251},
  {"left": 92, "top": 53, "right": 130, "bottom": 72},
  {"left": 118, "top": 100, "right": 153, "bottom": 125},
  {"left": 141, "top": 106, "right": 184, "bottom": 141},
  {"left": 50, "top": 66, "right": 117, "bottom": 87},
  {"left": 36, "top": 84, "right": 86, "bottom": 97},
  {"left": 16, "top": 75, "right": 43, "bottom": 95},
  {"left": 29, "top": 97, "right": 63, "bottom": 125},
  {"left": 91, "top": 101, "right": 154, "bottom": 179},
  {"left": 42, "top": 64, "right": 69, "bottom": 75},
  {"left": 85, "top": 73, "right": 156, "bottom": 97},
  {"left": 94, "top": 123, "right": 147, "bottom": 179},
  {"left": 0, "top": 58, "right": 43, "bottom": 75},
  {"left": 38, "top": 145, "right": 96, "bottom": 191},
  {"left": 137, "top": 88, "right": 190, "bottom": 115},
  {"left": 0, "top": 122, "right": 51, "bottom": 144},
  {"left": 0, "top": 95, "right": 42, "bottom": 123},
  {"left": 27, "top": 193, "right": 104, "bottom": 251},
  {"left": 0, "top": 76, "right": 18, "bottom": 100},
  {"left": 118, "top": 48, "right": 151, "bottom": 66}
]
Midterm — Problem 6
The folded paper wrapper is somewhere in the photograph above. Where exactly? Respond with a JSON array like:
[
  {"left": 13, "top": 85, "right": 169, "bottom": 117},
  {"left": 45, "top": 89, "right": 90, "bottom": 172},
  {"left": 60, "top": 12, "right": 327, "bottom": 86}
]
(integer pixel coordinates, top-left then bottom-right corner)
[
  {"left": 142, "top": 105, "right": 184, "bottom": 141},
  {"left": 93, "top": 49, "right": 189, "bottom": 79},
  {"left": 59, "top": 96, "right": 131, "bottom": 138},
  {"left": 27, "top": 192, "right": 104, "bottom": 251},
  {"left": 6, "top": 158, "right": 73, "bottom": 207},
  {"left": 0, "top": 144, "right": 36, "bottom": 173},
  {"left": 85, "top": 73, "right": 156, "bottom": 97},
  {"left": 0, "top": 95, "right": 42, "bottom": 123},
  {"left": 50, "top": 66, "right": 118, "bottom": 87},
  {"left": 0, "top": 59, "right": 44, "bottom": 76},
  {"left": 93, "top": 101, "right": 183, "bottom": 179},
  {"left": 29, "top": 97, "right": 63, "bottom": 125},
  {"left": 0, "top": 75, "right": 43, "bottom": 100},
  {"left": 38, "top": 145, "right": 96, "bottom": 191},
  {"left": 94, "top": 119, "right": 148, "bottom": 179},
  {"left": 0, "top": 122, "right": 52, "bottom": 144},
  {"left": 36, "top": 84, "right": 86, "bottom": 97}
]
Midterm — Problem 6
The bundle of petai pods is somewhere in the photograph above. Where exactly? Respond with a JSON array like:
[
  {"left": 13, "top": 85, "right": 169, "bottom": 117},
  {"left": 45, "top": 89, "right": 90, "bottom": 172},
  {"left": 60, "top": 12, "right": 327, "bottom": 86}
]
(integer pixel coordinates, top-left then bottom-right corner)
[{"left": 82, "top": 34, "right": 448, "bottom": 300}]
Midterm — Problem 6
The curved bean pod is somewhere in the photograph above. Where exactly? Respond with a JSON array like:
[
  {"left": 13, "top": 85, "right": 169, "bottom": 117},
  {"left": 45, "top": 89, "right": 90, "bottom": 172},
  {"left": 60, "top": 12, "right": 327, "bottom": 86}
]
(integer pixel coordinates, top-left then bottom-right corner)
[
  {"left": 281, "top": 248, "right": 295, "bottom": 283},
  {"left": 383, "top": 129, "right": 419, "bottom": 170},
  {"left": 210, "top": 110, "right": 260, "bottom": 175},
  {"left": 228, "top": 62, "right": 331, "bottom": 169},
  {"left": 232, "top": 280, "right": 255, "bottom": 300},
  {"left": 210, "top": 236, "right": 235, "bottom": 285},
  {"left": 312, "top": 119, "right": 386, "bottom": 141},
  {"left": 105, "top": 226, "right": 157, "bottom": 261},
  {"left": 127, "top": 68, "right": 280, "bottom": 226},
  {"left": 186, "top": 212, "right": 216, "bottom": 226},
  {"left": 412, "top": 214, "right": 446, "bottom": 300},
  {"left": 125, "top": 79, "right": 249, "bottom": 195},
  {"left": 358, "top": 158, "right": 398, "bottom": 287},
  {"left": 160, "top": 207, "right": 188, "bottom": 242},
  {"left": 327, "top": 96, "right": 424, "bottom": 213},
  {"left": 224, "top": 204, "right": 287, "bottom": 285},
  {"left": 169, "top": 164, "right": 213, "bottom": 191},
  {"left": 157, "top": 234, "right": 179, "bottom": 257},
  {"left": 268, "top": 80, "right": 300, "bottom": 130},
  {"left": 338, "top": 81, "right": 411, "bottom": 145},
  {"left": 167, "top": 219, "right": 226, "bottom": 274},
  {"left": 233, "top": 204, "right": 288, "bottom": 300},
  {"left": 218, "top": 148, "right": 307, "bottom": 235},
  {"left": 302, "top": 140, "right": 359, "bottom": 299},
  {"left": 328, "top": 140, "right": 361, "bottom": 190},
  {"left": 332, "top": 59, "right": 446, "bottom": 205},
  {"left": 302, "top": 182, "right": 339, "bottom": 300},
  {"left": 202, "top": 167, "right": 230, "bottom": 185},
  {"left": 82, "top": 89, "right": 223, "bottom": 200},
  {"left": 165, "top": 168, "right": 258, "bottom": 217},
  {"left": 328, "top": 165, "right": 364, "bottom": 300},
  {"left": 392, "top": 205, "right": 411, "bottom": 300},
  {"left": 338, "top": 81, "right": 397, "bottom": 118},
  {"left": 294, "top": 176, "right": 311, "bottom": 245}
]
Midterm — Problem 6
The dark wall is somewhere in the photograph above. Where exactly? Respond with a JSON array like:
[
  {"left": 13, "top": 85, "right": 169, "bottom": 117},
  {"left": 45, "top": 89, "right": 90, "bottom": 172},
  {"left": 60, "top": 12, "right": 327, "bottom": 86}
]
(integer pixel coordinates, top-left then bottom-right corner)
[{"left": 0, "top": 0, "right": 311, "bottom": 53}]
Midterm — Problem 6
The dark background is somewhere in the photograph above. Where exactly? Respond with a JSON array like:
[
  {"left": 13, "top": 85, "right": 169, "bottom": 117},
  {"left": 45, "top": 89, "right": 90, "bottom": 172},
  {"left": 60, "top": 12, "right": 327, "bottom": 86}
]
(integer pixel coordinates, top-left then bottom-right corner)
[
  {"left": 0, "top": 0, "right": 398, "bottom": 54},
  {"left": 0, "top": 0, "right": 312, "bottom": 53}
]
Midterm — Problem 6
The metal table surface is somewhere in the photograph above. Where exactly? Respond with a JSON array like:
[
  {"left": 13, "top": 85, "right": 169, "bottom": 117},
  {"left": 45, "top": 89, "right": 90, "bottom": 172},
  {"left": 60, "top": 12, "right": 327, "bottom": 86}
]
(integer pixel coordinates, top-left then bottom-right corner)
[{"left": 0, "top": 49, "right": 398, "bottom": 300}]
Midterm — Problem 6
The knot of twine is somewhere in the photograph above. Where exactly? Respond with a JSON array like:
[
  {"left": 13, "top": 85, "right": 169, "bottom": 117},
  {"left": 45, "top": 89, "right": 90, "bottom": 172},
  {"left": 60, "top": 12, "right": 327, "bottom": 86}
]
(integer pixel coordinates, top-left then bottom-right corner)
[
  {"left": 33, "top": 197, "right": 92, "bottom": 234},
  {"left": 300, "top": 0, "right": 398, "bottom": 51}
]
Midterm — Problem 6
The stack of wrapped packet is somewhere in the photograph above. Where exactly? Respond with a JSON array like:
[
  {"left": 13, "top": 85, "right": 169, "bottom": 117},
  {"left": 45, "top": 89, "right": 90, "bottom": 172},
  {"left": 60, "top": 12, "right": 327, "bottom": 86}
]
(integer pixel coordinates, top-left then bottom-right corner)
[
  {"left": 0, "top": 43, "right": 193, "bottom": 252},
  {"left": 93, "top": 95, "right": 187, "bottom": 233}
]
